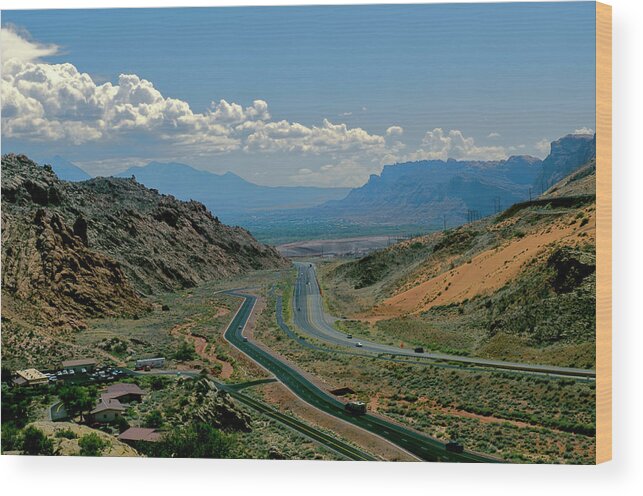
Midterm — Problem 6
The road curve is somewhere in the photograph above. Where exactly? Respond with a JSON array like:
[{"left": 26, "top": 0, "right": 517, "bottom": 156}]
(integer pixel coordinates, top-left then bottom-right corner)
[
  {"left": 223, "top": 289, "right": 499, "bottom": 463},
  {"left": 293, "top": 262, "right": 595, "bottom": 379}
]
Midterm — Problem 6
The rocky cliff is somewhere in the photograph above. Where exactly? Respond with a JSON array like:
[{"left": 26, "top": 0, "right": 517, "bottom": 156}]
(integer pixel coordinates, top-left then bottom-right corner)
[{"left": 1, "top": 154, "right": 287, "bottom": 365}]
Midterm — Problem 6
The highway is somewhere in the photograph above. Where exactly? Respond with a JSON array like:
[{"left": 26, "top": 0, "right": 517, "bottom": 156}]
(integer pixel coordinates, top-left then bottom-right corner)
[
  {"left": 223, "top": 290, "right": 498, "bottom": 463},
  {"left": 293, "top": 262, "right": 596, "bottom": 379}
]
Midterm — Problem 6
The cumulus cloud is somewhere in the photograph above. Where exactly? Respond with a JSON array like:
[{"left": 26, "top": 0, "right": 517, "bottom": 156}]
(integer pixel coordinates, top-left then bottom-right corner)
[
  {"left": 1, "top": 27, "right": 390, "bottom": 164},
  {"left": 402, "top": 128, "right": 507, "bottom": 162},
  {"left": 487, "top": 132, "right": 501, "bottom": 139},
  {"left": 573, "top": 127, "right": 594, "bottom": 135},
  {"left": 386, "top": 125, "right": 404, "bottom": 137},
  {"left": 2, "top": 27, "right": 534, "bottom": 187},
  {"left": 243, "top": 119, "right": 386, "bottom": 154}
]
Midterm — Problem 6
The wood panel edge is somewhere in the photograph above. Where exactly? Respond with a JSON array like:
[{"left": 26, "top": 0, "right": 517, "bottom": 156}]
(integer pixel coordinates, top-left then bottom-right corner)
[{"left": 595, "top": 0, "right": 612, "bottom": 465}]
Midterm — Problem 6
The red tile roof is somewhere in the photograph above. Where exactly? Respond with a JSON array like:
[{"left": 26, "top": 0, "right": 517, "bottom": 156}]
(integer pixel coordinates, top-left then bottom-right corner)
[
  {"left": 118, "top": 427, "right": 162, "bottom": 442},
  {"left": 90, "top": 398, "right": 125, "bottom": 414}
]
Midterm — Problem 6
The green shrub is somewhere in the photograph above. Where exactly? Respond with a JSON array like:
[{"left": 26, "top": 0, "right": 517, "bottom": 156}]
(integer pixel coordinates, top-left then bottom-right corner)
[
  {"left": 78, "top": 433, "right": 108, "bottom": 456},
  {"left": 55, "top": 428, "right": 77, "bottom": 439},
  {"left": 21, "top": 426, "right": 54, "bottom": 456}
]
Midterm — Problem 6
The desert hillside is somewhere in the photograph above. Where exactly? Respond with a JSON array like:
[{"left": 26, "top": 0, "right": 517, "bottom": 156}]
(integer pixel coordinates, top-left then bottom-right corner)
[
  {"left": 1, "top": 154, "right": 287, "bottom": 367},
  {"left": 323, "top": 153, "right": 596, "bottom": 368}
]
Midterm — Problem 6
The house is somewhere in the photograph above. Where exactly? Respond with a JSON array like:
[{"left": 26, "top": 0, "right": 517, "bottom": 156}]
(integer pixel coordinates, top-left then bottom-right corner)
[
  {"left": 102, "top": 383, "right": 146, "bottom": 403},
  {"left": 90, "top": 398, "right": 125, "bottom": 423},
  {"left": 61, "top": 358, "right": 97, "bottom": 373},
  {"left": 117, "top": 427, "right": 162, "bottom": 446},
  {"left": 13, "top": 369, "right": 49, "bottom": 387}
]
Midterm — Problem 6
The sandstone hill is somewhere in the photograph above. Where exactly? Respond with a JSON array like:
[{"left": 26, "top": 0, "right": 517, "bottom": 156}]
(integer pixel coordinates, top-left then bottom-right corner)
[{"left": 1, "top": 154, "right": 287, "bottom": 366}]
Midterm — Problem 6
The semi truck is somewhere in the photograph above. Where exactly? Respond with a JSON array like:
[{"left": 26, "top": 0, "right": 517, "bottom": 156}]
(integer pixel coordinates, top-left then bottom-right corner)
[
  {"left": 135, "top": 357, "right": 165, "bottom": 370},
  {"left": 344, "top": 401, "right": 367, "bottom": 415}
]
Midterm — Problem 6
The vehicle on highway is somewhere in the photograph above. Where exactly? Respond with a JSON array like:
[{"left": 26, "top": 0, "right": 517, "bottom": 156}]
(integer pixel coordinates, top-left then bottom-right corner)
[
  {"left": 345, "top": 401, "right": 367, "bottom": 415},
  {"left": 347, "top": 334, "right": 353, "bottom": 339},
  {"left": 355, "top": 342, "right": 363, "bottom": 347},
  {"left": 414, "top": 347, "right": 424, "bottom": 353},
  {"left": 243, "top": 336, "right": 248, "bottom": 342},
  {"left": 446, "top": 441, "right": 464, "bottom": 453}
]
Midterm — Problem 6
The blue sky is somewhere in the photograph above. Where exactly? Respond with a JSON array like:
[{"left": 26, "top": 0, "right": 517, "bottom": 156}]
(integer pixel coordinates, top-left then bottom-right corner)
[{"left": 1, "top": 3, "right": 596, "bottom": 187}]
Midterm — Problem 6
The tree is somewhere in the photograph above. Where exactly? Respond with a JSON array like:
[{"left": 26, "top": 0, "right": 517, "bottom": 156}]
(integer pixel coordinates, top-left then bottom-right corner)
[
  {"left": 174, "top": 341, "right": 196, "bottom": 361},
  {"left": 144, "top": 410, "right": 164, "bottom": 428},
  {"left": 149, "top": 422, "right": 235, "bottom": 458},
  {"left": 78, "top": 433, "right": 108, "bottom": 456},
  {"left": 115, "top": 415, "right": 130, "bottom": 434},
  {"left": 58, "top": 386, "right": 96, "bottom": 422},
  {"left": 21, "top": 426, "right": 54, "bottom": 456}
]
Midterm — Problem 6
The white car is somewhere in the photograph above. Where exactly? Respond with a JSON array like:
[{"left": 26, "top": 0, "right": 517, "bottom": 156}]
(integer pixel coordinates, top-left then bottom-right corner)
[{"left": 355, "top": 342, "right": 363, "bottom": 348}]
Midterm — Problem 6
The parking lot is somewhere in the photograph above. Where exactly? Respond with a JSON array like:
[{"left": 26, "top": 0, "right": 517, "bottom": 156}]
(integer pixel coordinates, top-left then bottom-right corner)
[{"left": 44, "top": 366, "right": 127, "bottom": 385}]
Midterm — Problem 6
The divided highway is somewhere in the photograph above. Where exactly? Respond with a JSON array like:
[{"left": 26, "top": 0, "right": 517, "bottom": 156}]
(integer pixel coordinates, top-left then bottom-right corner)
[
  {"left": 223, "top": 290, "right": 498, "bottom": 463},
  {"left": 293, "top": 262, "right": 596, "bottom": 379}
]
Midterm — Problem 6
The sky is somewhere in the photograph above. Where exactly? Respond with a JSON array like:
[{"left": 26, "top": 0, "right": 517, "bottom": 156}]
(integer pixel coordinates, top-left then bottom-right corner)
[{"left": 1, "top": 3, "right": 596, "bottom": 187}]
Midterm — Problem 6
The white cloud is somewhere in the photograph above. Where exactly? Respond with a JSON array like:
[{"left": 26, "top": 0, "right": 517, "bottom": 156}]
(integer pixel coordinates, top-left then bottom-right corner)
[
  {"left": 243, "top": 118, "right": 386, "bottom": 154},
  {"left": 386, "top": 125, "right": 404, "bottom": 137},
  {"left": 291, "top": 158, "right": 382, "bottom": 188},
  {"left": 1, "top": 25, "right": 59, "bottom": 63},
  {"left": 1, "top": 28, "right": 391, "bottom": 165},
  {"left": 487, "top": 132, "right": 501, "bottom": 139},
  {"left": 573, "top": 127, "right": 594, "bottom": 135},
  {"left": 535, "top": 138, "right": 551, "bottom": 157},
  {"left": 402, "top": 128, "right": 507, "bottom": 162}
]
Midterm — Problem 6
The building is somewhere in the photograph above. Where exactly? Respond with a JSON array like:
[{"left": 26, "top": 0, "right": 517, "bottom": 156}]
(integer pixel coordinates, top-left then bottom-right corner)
[
  {"left": 117, "top": 427, "right": 162, "bottom": 446},
  {"left": 135, "top": 357, "right": 165, "bottom": 370},
  {"left": 89, "top": 398, "right": 125, "bottom": 423},
  {"left": 13, "top": 369, "right": 49, "bottom": 387},
  {"left": 102, "top": 383, "right": 145, "bottom": 403},
  {"left": 61, "top": 358, "right": 98, "bottom": 373}
]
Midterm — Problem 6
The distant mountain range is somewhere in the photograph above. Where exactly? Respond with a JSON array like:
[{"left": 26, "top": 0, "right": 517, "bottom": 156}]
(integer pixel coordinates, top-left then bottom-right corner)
[
  {"left": 302, "top": 133, "right": 596, "bottom": 229},
  {"left": 317, "top": 155, "right": 542, "bottom": 228},
  {"left": 113, "top": 162, "right": 350, "bottom": 223},
  {"left": 41, "top": 155, "right": 92, "bottom": 182},
  {"left": 39, "top": 133, "right": 596, "bottom": 237}
]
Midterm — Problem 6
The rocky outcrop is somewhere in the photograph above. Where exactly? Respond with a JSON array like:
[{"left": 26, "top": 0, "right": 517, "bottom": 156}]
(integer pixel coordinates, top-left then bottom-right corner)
[
  {"left": 547, "top": 247, "right": 596, "bottom": 294},
  {"left": 27, "top": 421, "right": 139, "bottom": 457},
  {"left": 1, "top": 154, "right": 288, "bottom": 365},
  {"left": 538, "top": 134, "right": 596, "bottom": 191},
  {"left": 174, "top": 379, "right": 251, "bottom": 432}
]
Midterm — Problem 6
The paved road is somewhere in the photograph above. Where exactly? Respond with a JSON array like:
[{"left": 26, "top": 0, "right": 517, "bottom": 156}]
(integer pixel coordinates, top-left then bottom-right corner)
[
  {"left": 223, "top": 290, "right": 498, "bottom": 463},
  {"left": 293, "top": 262, "right": 596, "bottom": 378}
]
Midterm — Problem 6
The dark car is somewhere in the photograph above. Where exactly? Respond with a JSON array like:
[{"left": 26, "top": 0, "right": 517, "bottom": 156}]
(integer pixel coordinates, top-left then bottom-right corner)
[{"left": 414, "top": 347, "right": 424, "bottom": 353}]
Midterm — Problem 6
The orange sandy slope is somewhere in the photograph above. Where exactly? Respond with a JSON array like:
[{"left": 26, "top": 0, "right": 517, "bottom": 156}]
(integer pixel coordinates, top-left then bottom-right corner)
[{"left": 365, "top": 211, "right": 595, "bottom": 321}]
